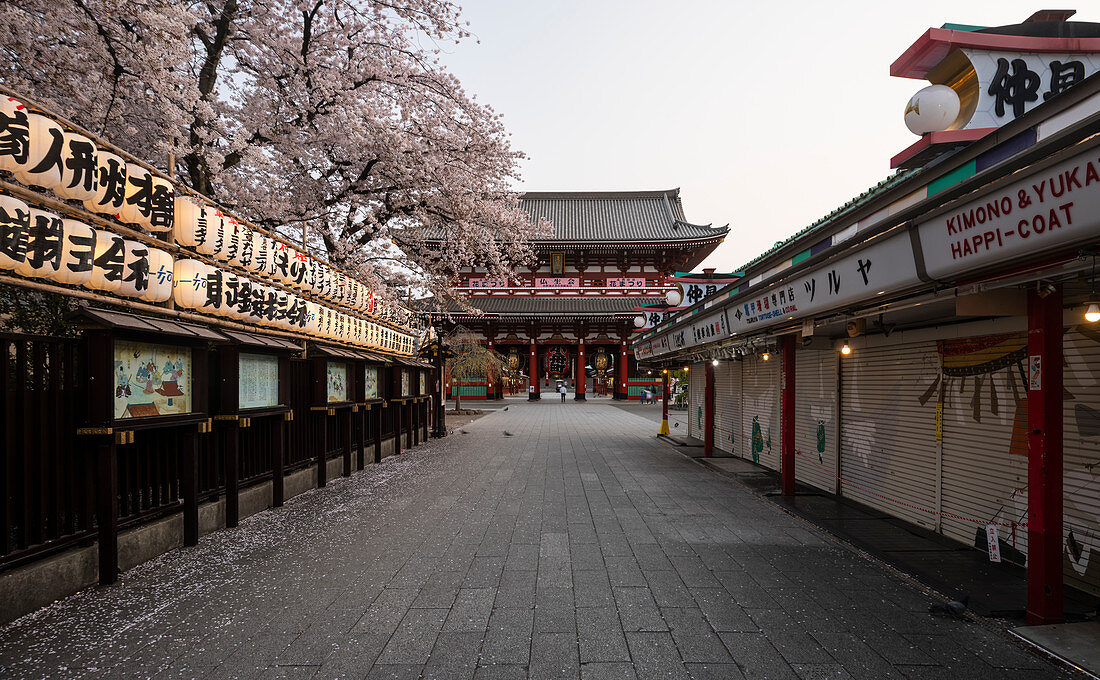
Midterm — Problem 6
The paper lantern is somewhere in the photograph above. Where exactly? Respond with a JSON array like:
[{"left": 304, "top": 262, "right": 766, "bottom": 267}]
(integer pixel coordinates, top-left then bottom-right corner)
[
  {"left": 249, "top": 234, "right": 270, "bottom": 274},
  {"left": 237, "top": 228, "right": 258, "bottom": 270},
  {"left": 195, "top": 209, "right": 224, "bottom": 257},
  {"left": 14, "top": 113, "right": 64, "bottom": 190},
  {"left": 212, "top": 217, "right": 235, "bottom": 263},
  {"left": 82, "top": 150, "right": 127, "bottom": 218},
  {"left": 116, "top": 239, "right": 152, "bottom": 298},
  {"left": 17, "top": 207, "right": 64, "bottom": 279},
  {"left": 0, "top": 98, "right": 30, "bottom": 174},
  {"left": 0, "top": 195, "right": 31, "bottom": 272},
  {"left": 56, "top": 131, "right": 98, "bottom": 202},
  {"left": 175, "top": 196, "right": 211, "bottom": 248},
  {"left": 173, "top": 259, "right": 212, "bottom": 310},
  {"left": 51, "top": 219, "right": 96, "bottom": 286},
  {"left": 216, "top": 269, "right": 239, "bottom": 318},
  {"left": 142, "top": 248, "right": 174, "bottom": 303},
  {"left": 120, "top": 165, "right": 174, "bottom": 232},
  {"left": 88, "top": 229, "right": 125, "bottom": 292},
  {"left": 288, "top": 254, "right": 309, "bottom": 290},
  {"left": 304, "top": 301, "right": 320, "bottom": 334},
  {"left": 904, "top": 84, "right": 961, "bottom": 136}
]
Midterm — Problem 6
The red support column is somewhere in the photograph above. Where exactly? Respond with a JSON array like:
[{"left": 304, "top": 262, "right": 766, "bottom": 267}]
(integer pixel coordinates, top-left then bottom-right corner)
[
  {"left": 1026, "top": 285, "right": 1064, "bottom": 625},
  {"left": 576, "top": 342, "right": 587, "bottom": 400},
  {"left": 704, "top": 361, "right": 715, "bottom": 457},
  {"left": 658, "top": 369, "right": 670, "bottom": 435},
  {"left": 781, "top": 334, "right": 797, "bottom": 496},
  {"left": 618, "top": 342, "right": 630, "bottom": 400},
  {"left": 529, "top": 340, "right": 540, "bottom": 401}
]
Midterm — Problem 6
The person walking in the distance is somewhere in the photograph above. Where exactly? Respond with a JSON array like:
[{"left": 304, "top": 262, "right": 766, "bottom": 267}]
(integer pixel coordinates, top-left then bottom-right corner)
[{"left": 559, "top": 383, "right": 567, "bottom": 402}]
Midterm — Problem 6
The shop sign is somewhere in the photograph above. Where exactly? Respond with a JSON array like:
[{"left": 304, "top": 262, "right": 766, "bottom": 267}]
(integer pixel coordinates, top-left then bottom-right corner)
[
  {"left": 535, "top": 277, "right": 579, "bottom": 288},
  {"left": 959, "top": 50, "right": 1100, "bottom": 129},
  {"left": 364, "top": 365, "right": 379, "bottom": 399},
  {"left": 327, "top": 361, "right": 347, "bottom": 402},
  {"left": 607, "top": 277, "right": 645, "bottom": 288},
  {"left": 466, "top": 277, "right": 508, "bottom": 288},
  {"left": 917, "top": 147, "right": 1100, "bottom": 279}
]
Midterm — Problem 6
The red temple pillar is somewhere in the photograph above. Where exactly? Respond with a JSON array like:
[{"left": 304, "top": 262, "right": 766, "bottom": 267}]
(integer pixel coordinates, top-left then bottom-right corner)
[
  {"left": 781, "top": 334, "right": 796, "bottom": 497},
  {"left": 576, "top": 341, "right": 587, "bottom": 400},
  {"left": 529, "top": 340, "right": 540, "bottom": 401},
  {"left": 704, "top": 360, "right": 715, "bottom": 457},
  {"left": 1026, "top": 285, "right": 1063, "bottom": 624},
  {"left": 618, "top": 342, "right": 629, "bottom": 400}
]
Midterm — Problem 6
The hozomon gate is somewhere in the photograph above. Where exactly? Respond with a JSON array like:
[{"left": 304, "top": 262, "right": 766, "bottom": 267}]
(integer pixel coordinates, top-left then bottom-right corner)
[
  {"left": 424, "top": 190, "right": 727, "bottom": 401},
  {"left": 0, "top": 88, "right": 437, "bottom": 624}
]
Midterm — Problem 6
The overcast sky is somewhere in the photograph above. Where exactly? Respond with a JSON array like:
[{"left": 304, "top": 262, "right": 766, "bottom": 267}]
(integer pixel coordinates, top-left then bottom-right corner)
[{"left": 438, "top": 1, "right": 1098, "bottom": 273}]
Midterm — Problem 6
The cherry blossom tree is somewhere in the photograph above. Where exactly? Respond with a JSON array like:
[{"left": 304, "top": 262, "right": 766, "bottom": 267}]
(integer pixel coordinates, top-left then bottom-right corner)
[{"left": 0, "top": 0, "right": 544, "bottom": 309}]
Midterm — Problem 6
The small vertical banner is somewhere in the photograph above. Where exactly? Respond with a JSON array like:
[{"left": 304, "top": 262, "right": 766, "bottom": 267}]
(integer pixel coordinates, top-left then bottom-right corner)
[
  {"left": 986, "top": 524, "right": 1002, "bottom": 563},
  {"left": 1028, "top": 355, "right": 1042, "bottom": 391},
  {"left": 935, "top": 402, "right": 943, "bottom": 441}
]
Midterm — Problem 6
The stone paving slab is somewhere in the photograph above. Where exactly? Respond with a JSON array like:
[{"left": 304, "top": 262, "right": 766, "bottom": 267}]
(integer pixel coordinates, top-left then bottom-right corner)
[{"left": 0, "top": 401, "right": 1076, "bottom": 679}]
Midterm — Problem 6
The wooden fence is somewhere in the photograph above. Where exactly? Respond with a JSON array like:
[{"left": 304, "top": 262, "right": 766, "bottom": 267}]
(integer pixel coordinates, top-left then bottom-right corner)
[{"left": 1, "top": 332, "right": 434, "bottom": 579}]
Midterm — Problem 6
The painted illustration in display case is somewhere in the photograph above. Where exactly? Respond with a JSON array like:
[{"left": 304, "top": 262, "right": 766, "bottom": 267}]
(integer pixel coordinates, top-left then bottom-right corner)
[
  {"left": 401, "top": 369, "right": 410, "bottom": 397},
  {"left": 419, "top": 370, "right": 426, "bottom": 395},
  {"left": 365, "top": 366, "right": 379, "bottom": 399},
  {"left": 239, "top": 353, "right": 280, "bottom": 409},
  {"left": 114, "top": 341, "right": 192, "bottom": 419},
  {"left": 327, "top": 362, "right": 348, "bottom": 402}
]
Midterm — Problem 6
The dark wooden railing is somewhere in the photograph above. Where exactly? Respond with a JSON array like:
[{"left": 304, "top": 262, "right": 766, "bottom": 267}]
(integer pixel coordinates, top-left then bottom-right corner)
[{"left": 2, "top": 339, "right": 434, "bottom": 576}]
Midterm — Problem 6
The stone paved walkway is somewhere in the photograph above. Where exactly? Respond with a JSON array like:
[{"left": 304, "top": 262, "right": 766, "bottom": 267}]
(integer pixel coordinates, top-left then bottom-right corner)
[{"left": 0, "top": 402, "right": 1071, "bottom": 679}]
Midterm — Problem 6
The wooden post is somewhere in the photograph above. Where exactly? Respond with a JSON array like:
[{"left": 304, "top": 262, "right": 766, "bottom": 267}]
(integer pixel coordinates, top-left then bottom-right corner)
[
  {"left": 529, "top": 340, "right": 540, "bottom": 400},
  {"left": 413, "top": 399, "right": 420, "bottom": 446},
  {"left": 317, "top": 410, "right": 328, "bottom": 488},
  {"left": 343, "top": 409, "right": 352, "bottom": 477},
  {"left": 618, "top": 341, "right": 630, "bottom": 400},
  {"left": 357, "top": 405, "right": 366, "bottom": 469},
  {"left": 373, "top": 406, "right": 383, "bottom": 464},
  {"left": 704, "top": 360, "right": 715, "bottom": 457},
  {"left": 182, "top": 426, "right": 199, "bottom": 545},
  {"left": 781, "top": 335, "right": 796, "bottom": 497},
  {"left": 575, "top": 341, "right": 587, "bottom": 400},
  {"left": 1026, "top": 285, "right": 1064, "bottom": 624},
  {"left": 272, "top": 415, "right": 285, "bottom": 507},
  {"left": 223, "top": 421, "right": 239, "bottom": 527},
  {"left": 394, "top": 401, "right": 403, "bottom": 456},
  {"left": 658, "top": 370, "right": 670, "bottom": 435},
  {"left": 96, "top": 439, "right": 118, "bottom": 585}
]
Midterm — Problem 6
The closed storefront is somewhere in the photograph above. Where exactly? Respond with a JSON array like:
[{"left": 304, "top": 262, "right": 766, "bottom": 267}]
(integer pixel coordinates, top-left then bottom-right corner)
[
  {"left": 839, "top": 341, "right": 939, "bottom": 530},
  {"left": 714, "top": 360, "right": 741, "bottom": 457},
  {"left": 742, "top": 354, "right": 781, "bottom": 471},
  {"left": 688, "top": 364, "right": 706, "bottom": 440},
  {"left": 1063, "top": 328, "right": 1100, "bottom": 596},
  {"left": 939, "top": 332, "right": 1030, "bottom": 560},
  {"left": 794, "top": 349, "right": 838, "bottom": 494}
]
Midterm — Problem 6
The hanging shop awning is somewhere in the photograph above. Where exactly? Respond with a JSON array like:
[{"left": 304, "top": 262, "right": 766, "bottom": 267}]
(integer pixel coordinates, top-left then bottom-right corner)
[{"left": 72, "top": 308, "right": 229, "bottom": 342}]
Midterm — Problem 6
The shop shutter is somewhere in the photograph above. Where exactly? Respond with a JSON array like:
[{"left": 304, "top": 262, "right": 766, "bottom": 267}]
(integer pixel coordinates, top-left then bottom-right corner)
[
  {"left": 794, "top": 348, "right": 838, "bottom": 494},
  {"left": 839, "top": 341, "right": 939, "bottom": 529},
  {"left": 1063, "top": 328, "right": 1100, "bottom": 596},
  {"left": 714, "top": 360, "right": 741, "bottom": 457},
  {"left": 742, "top": 353, "right": 781, "bottom": 471},
  {"left": 939, "top": 331, "right": 1030, "bottom": 563},
  {"left": 688, "top": 364, "right": 706, "bottom": 440}
]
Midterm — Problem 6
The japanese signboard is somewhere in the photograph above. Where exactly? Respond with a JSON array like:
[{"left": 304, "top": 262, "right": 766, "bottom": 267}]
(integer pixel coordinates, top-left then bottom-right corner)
[
  {"left": 535, "top": 277, "right": 580, "bottom": 288},
  {"left": 365, "top": 366, "right": 379, "bottom": 399},
  {"left": 606, "top": 277, "right": 645, "bottom": 288},
  {"left": 327, "top": 362, "right": 348, "bottom": 402},
  {"left": 960, "top": 50, "right": 1100, "bottom": 130},
  {"left": 466, "top": 277, "right": 508, "bottom": 288}
]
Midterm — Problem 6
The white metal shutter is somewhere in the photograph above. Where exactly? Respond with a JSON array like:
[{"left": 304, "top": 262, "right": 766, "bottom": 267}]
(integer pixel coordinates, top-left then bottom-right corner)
[
  {"left": 794, "top": 348, "right": 838, "bottom": 494},
  {"left": 741, "top": 354, "right": 781, "bottom": 471},
  {"left": 688, "top": 364, "right": 706, "bottom": 440},
  {"left": 939, "top": 332, "right": 1029, "bottom": 561},
  {"left": 714, "top": 360, "right": 741, "bottom": 456},
  {"left": 839, "top": 341, "right": 939, "bottom": 530},
  {"left": 1063, "top": 328, "right": 1100, "bottom": 596}
]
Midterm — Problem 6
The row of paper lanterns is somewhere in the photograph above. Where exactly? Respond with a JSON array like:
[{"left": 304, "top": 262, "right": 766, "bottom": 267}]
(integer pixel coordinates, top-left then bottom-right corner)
[
  {"left": 0, "top": 96, "right": 381, "bottom": 317},
  {"left": 174, "top": 259, "right": 411, "bottom": 351},
  {"left": 0, "top": 192, "right": 415, "bottom": 353}
]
